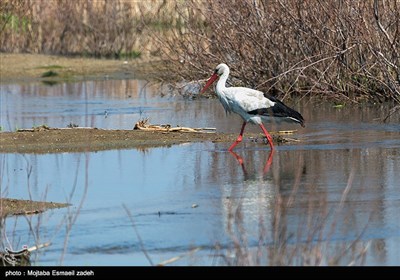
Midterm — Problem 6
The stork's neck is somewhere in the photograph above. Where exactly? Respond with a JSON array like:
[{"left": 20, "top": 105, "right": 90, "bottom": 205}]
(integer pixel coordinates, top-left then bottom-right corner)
[{"left": 216, "top": 68, "right": 229, "bottom": 95}]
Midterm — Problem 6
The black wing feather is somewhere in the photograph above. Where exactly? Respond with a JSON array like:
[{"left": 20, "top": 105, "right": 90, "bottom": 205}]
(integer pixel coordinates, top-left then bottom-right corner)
[{"left": 247, "top": 93, "right": 305, "bottom": 127}]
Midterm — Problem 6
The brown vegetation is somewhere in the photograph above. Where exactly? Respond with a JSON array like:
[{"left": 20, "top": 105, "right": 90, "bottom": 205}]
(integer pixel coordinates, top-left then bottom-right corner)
[
  {"left": 152, "top": 0, "right": 399, "bottom": 103},
  {"left": 0, "top": 198, "right": 68, "bottom": 217},
  {"left": 1, "top": 0, "right": 399, "bottom": 102},
  {"left": 0, "top": 0, "right": 174, "bottom": 58}
]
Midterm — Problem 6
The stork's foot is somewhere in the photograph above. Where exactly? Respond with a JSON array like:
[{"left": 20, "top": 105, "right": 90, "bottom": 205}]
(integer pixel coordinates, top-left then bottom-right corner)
[{"left": 228, "top": 135, "right": 243, "bottom": 151}]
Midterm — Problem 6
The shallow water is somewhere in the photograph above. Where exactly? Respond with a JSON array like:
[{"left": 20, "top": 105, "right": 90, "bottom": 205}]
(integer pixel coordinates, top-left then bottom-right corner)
[
  {"left": 1, "top": 80, "right": 399, "bottom": 266},
  {"left": 0, "top": 81, "right": 230, "bottom": 132}
]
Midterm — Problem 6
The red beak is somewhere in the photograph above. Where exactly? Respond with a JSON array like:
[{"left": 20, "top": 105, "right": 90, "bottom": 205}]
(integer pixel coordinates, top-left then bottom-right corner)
[{"left": 201, "top": 73, "right": 218, "bottom": 94}]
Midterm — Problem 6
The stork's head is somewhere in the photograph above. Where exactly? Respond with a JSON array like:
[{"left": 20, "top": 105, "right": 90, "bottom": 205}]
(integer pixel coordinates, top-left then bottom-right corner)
[
  {"left": 214, "top": 63, "right": 229, "bottom": 76},
  {"left": 201, "top": 63, "right": 229, "bottom": 93}
]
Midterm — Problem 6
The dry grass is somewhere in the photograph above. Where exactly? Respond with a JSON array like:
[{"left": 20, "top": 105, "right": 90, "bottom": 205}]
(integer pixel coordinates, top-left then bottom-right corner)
[
  {"left": 1, "top": 0, "right": 398, "bottom": 102},
  {"left": 149, "top": 0, "right": 399, "bottom": 103},
  {"left": 1, "top": 1, "right": 398, "bottom": 102},
  {"left": 0, "top": 0, "right": 180, "bottom": 58}
]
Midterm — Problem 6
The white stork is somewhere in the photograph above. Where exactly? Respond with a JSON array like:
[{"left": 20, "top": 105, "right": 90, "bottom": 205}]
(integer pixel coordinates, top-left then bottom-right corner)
[{"left": 201, "top": 63, "right": 305, "bottom": 151}]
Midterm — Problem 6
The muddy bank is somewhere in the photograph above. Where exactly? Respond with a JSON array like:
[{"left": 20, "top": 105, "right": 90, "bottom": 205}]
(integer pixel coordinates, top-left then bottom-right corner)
[
  {"left": 0, "top": 127, "right": 290, "bottom": 154},
  {"left": 0, "top": 198, "right": 69, "bottom": 217},
  {"left": 0, "top": 53, "right": 146, "bottom": 84}
]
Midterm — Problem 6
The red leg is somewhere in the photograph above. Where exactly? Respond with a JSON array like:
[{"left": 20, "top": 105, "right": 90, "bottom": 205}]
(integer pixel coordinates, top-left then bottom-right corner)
[
  {"left": 263, "top": 150, "right": 274, "bottom": 174},
  {"left": 228, "top": 121, "right": 247, "bottom": 151},
  {"left": 229, "top": 150, "right": 248, "bottom": 177},
  {"left": 229, "top": 150, "right": 244, "bottom": 165},
  {"left": 259, "top": 123, "right": 274, "bottom": 150}
]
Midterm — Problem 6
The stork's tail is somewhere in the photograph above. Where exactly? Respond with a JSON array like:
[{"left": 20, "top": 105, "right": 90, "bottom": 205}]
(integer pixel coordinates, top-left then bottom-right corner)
[
  {"left": 248, "top": 100, "right": 305, "bottom": 127},
  {"left": 274, "top": 101, "right": 305, "bottom": 127}
]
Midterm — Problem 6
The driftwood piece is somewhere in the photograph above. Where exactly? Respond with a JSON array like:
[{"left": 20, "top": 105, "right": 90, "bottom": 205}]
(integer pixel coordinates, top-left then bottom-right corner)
[
  {"left": 17, "top": 125, "right": 98, "bottom": 132},
  {"left": 134, "top": 118, "right": 216, "bottom": 133},
  {"left": 0, "top": 243, "right": 50, "bottom": 266},
  {"left": 271, "top": 130, "right": 298, "bottom": 135},
  {"left": 27, "top": 242, "right": 51, "bottom": 252}
]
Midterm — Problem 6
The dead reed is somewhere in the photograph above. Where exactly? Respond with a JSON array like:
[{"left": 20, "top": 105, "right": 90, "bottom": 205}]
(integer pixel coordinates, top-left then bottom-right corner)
[
  {"left": 1, "top": 0, "right": 399, "bottom": 102},
  {"left": 149, "top": 0, "right": 399, "bottom": 103}
]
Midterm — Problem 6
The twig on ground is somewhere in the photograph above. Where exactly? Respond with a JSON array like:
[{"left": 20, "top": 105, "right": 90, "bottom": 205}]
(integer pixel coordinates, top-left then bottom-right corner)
[{"left": 133, "top": 118, "right": 216, "bottom": 133}]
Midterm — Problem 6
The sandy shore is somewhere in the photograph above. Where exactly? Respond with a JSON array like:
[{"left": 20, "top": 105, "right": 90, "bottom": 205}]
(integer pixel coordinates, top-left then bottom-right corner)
[
  {"left": 0, "top": 53, "right": 287, "bottom": 216},
  {"left": 0, "top": 53, "right": 147, "bottom": 84},
  {"left": 0, "top": 127, "right": 282, "bottom": 154}
]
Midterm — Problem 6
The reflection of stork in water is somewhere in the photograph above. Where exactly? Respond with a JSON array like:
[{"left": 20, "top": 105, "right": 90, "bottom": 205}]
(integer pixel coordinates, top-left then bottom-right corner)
[
  {"left": 229, "top": 150, "right": 274, "bottom": 179},
  {"left": 220, "top": 150, "right": 276, "bottom": 260}
]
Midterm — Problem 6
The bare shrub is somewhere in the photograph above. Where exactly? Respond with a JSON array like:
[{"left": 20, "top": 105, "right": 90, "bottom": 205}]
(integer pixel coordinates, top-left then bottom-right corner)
[
  {"left": 1, "top": 0, "right": 398, "bottom": 102},
  {"left": 0, "top": 0, "right": 155, "bottom": 58},
  {"left": 150, "top": 0, "right": 399, "bottom": 103}
]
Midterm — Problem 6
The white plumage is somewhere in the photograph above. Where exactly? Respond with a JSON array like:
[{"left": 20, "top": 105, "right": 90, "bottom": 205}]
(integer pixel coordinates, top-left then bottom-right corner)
[{"left": 201, "top": 63, "right": 305, "bottom": 151}]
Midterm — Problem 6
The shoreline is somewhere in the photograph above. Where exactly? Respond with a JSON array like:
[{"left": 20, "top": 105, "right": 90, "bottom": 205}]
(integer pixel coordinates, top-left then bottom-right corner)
[
  {"left": 0, "top": 53, "right": 293, "bottom": 217},
  {"left": 0, "top": 127, "right": 289, "bottom": 154},
  {"left": 0, "top": 53, "right": 150, "bottom": 84}
]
